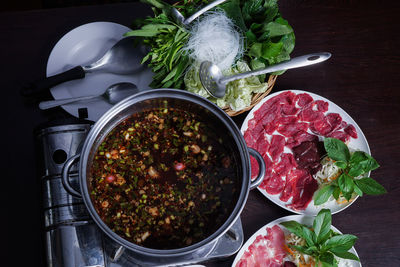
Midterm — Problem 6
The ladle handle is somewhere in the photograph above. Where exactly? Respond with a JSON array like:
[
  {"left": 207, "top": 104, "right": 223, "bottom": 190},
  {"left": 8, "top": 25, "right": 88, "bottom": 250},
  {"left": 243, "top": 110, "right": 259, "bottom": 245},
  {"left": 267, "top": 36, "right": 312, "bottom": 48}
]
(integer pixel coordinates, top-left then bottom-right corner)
[
  {"left": 39, "top": 95, "right": 98, "bottom": 110},
  {"left": 221, "top": 52, "right": 332, "bottom": 84},
  {"left": 21, "top": 66, "right": 85, "bottom": 97},
  {"left": 184, "top": 0, "right": 227, "bottom": 24}
]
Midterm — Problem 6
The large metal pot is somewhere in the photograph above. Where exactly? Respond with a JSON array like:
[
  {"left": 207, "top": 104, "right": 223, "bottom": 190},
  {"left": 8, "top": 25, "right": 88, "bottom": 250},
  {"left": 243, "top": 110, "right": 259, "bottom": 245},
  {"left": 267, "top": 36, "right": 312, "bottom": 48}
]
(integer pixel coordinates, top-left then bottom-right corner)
[{"left": 61, "top": 89, "right": 265, "bottom": 261}]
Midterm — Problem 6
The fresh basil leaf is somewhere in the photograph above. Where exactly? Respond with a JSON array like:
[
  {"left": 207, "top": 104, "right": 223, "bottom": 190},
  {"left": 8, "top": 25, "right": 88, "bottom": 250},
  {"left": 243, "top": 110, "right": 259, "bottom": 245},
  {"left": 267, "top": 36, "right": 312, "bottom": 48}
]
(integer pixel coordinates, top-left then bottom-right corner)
[
  {"left": 313, "top": 209, "right": 332, "bottom": 244},
  {"left": 314, "top": 185, "right": 335, "bottom": 205},
  {"left": 324, "top": 138, "right": 350, "bottom": 162},
  {"left": 301, "top": 225, "right": 317, "bottom": 246},
  {"left": 330, "top": 249, "right": 360, "bottom": 261},
  {"left": 353, "top": 183, "right": 363, "bottom": 197},
  {"left": 348, "top": 164, "right": 365, "bottom": 177},
  {"left": 324, "top": 234, "right": 358, "bottom": 251},
  {"left": 280, "top": 221, "right": 307, "bottom": 240},
  {"left": 364, "top": 154, "right": 380, "bottom": 172},
  {"left": 291, "top": 245, "right": 313, "bottom": 255},
  {"left": 355, "top": 177, "right": 387, "bottom": 195},
  {"left": 332, "top": 186, "right": 341, "bottom": 200},
  {"left": 319, "top": 252, "right": 335, "bottom": 266},
  {"left": 334, "top": 161, "right": 347, "bottom": 169},
  {"left": 338, "top": 173, "right": 354, "bottom": 195},
  {"left": 349, "top": 151, "right": 368, "bottom": 165}
]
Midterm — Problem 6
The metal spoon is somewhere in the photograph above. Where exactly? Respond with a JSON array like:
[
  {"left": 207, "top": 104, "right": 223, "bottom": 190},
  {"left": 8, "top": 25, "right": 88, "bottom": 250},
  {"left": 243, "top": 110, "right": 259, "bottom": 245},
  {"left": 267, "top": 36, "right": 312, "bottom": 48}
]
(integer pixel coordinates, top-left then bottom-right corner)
[
  {"left": 39, "top": 82, "right": 138, "bottom": 110},
  {"left": 199, "top": 52, "right": 332, "bottom": 98},
  {"left": 171, "top": 0, "right": 227, "bottom": 26},
  {"left": 23, "top": 37, "right": 144, "bottom": 96}
]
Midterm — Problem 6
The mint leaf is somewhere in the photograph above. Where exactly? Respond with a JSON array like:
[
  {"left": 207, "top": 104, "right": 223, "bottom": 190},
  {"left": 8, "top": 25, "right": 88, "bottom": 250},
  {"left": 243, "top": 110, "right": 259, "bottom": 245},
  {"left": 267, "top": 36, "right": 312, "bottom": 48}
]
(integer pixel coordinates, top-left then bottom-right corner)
[
  {"left": 330, "top": 249, "right": 360, "bottom": 261},
  {"left": 355, "top": 177, "right": 387, "bottom": 195},
  {"left": 324, "top": 234, "right": 358, "bottom": 252},
  {"left": 313, "top": 209, "right": 332, "bottom": 243},
  {"left": 324, "top": 138, "right": 350, "bottom": 162},
  {"left": 314, "top": 185, "right": 335, "bottom": 205}
]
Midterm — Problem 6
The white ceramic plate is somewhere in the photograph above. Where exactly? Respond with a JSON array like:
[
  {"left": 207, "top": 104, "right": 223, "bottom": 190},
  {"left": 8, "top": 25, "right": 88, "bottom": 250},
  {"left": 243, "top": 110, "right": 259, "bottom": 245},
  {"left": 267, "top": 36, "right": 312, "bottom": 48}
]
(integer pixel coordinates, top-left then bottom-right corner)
[
  {"left": 47, "top": 21, "right": 154, "bottom": 121},
  {"left": 232, "top": 215, "right": 361, "bottom": 267},
  {"left": 241, "top": 90, "right": 370, "bottom": 216}
]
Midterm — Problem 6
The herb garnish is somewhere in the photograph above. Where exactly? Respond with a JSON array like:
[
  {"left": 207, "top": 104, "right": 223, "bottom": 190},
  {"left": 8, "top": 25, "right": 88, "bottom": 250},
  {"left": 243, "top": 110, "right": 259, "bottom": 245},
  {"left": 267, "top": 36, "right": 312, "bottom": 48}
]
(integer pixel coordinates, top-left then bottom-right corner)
[
  {"left": 281, "top": 209, "right": 360, "bottom": 266},
  {"left": 314, "top": 138, "right": 387, "bottom": 205}
]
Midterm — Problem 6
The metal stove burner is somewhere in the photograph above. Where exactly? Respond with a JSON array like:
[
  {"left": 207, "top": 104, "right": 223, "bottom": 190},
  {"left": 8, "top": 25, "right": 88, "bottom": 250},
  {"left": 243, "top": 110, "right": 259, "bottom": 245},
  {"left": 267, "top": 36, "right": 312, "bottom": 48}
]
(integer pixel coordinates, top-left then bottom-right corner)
[{"left": 36, "top": 123, "right": 243, "bottom": 267}]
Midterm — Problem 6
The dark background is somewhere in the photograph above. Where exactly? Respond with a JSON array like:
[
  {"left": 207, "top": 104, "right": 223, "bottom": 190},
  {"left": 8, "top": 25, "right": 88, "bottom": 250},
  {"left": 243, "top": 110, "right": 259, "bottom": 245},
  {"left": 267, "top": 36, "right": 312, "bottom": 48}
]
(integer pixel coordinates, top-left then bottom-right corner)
[{"left": 2, "top": 0, "right": 400, "bottom": 266}]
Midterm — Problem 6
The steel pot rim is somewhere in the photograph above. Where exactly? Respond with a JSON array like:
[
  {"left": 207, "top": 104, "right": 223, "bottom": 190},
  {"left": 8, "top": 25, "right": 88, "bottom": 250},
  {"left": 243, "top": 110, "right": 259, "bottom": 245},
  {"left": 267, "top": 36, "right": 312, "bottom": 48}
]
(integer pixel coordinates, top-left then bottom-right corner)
[{"left": 75, "top": 89, "right": 261, "bottom": 257}]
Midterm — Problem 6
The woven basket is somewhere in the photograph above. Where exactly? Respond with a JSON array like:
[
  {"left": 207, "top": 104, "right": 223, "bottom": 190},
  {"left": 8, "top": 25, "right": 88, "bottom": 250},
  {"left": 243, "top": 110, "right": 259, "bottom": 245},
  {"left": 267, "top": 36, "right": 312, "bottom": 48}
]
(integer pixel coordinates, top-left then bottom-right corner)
[{"left": 222, "top": 75, "right": 277, "bottom": 116}]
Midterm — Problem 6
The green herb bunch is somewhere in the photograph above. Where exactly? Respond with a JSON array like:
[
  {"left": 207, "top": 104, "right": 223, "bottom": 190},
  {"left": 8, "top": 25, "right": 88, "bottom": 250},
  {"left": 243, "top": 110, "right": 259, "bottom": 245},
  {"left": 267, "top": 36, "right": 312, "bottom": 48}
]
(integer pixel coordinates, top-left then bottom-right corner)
[
  {"left": 126, "top": 0, "right": 295, "bottom": 89},
  {"left": 281, "top": 209, "right": 360, "bottom": 266},
  {"left": 314, "top": 138, "right": 387, "bottom": 205},
  {"left": 220, "top": 0, "right": 295, "bottom": 78},
  {"left": 125, "top": 0, "right": 193, "bottom": 89}
]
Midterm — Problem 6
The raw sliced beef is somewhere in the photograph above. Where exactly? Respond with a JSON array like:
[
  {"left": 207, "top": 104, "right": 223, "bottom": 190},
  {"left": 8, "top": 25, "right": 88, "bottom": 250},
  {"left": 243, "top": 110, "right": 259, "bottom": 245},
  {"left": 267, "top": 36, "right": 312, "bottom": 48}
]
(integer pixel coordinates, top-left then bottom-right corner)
[
  {"left": 279, "top": 168, "right": 307, "bottom": 202},
  {"left": 277, "top": 116, "right": 297, "bottom": 125},
  {"left": 235, "top": 225, "right": 286, "bottom": 267},
  {"left": 326, "top": 113, "right": 342, "bottom": 132},
  {"left": 299, "top": 103, "right": 324, "bottom": 122},
  {"left": 292, "top": 141, "right": 324, "bottom": 175},
  {"left": 256, "top": 133, "right": 270, "bottom": 156},
  {"left": 269, "top": 135, "right": 286, "bottom": 162},
  {"left": 277, "top": 122, "right": 309, "bottom": 137},
  {"left": 254, "top": 91, "right": 295, "bottom": 121},
  {"left": 282, "top": 103, "right": 299, "bottom": 116},
  {"left": 244, "top": 130, "right": 258, "bottom": 149},
  {"left": 286, "top": 131, "right": 319, "bottom": 148},
  {"left": 250, "top": 156, "right": 260, "bottom": 179},
  {"left": 274, "top": 153, "right": 297, "bottom": 177},
  {"left": 327, "top": 130, "right": 350, "bottom": 143},
  {"left": 315, "top": 100, "right": 329, "bottom": 112},
  {"left": 344, "top": 124, "right": 358, "bottom": 138},
  {"left": 260, "top": 171, "right": 285, "bottom": 195},
  {"left": 295, "top": 93, "right": 314, "bottom": 107},
  {"left": 310, "top": 116, "right": 333, "bottom": 136},
  {"left": 287, "top": 171, "right": 319, "bottom": 211}
]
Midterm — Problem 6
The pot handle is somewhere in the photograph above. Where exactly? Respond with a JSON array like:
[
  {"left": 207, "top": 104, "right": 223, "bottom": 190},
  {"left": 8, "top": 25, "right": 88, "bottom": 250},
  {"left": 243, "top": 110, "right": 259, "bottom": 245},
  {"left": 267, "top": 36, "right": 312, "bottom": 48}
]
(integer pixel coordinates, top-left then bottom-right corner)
[
  {"left": 61, "top": 154, "right": 82, "bottom": 198},
  {"left": 248, "top": 148, "right": 266, "bottom": 190}
]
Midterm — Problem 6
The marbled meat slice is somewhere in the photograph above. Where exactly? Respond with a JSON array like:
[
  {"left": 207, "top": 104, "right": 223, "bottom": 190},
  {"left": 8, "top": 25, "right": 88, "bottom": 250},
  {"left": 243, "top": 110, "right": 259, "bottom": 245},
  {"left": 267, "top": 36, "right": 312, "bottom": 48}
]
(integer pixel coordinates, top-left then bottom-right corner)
[
  {"left": 344, "top": 124, "right": 358, "bottom": 138},
  {"left": 235, "top": 226, "right": 286, "bottom": 267},
  {"left": 277, "top": 116, "right": 298, "bottom": 125},
  {"left": 279, "top": 168, "right": 307, "bottom": 202},
  {"left": 326, "top": 113, "right": 343, "bottom": 132},
  {"left": 256, "top": 133, "right": 270, "bottom": 156},
  {"left": 269, "top": 135, "right": 286, "bottom": 162},
  {"left": 260, "top": 171, "right": 286, "bottom": 195},
  {"left": 250, "top": 156, "right": 260, "bottom": 179},
  {"left": 299, "top": 102, "right": 324, "bottom": 122},
  {"left": 327, "top": 130, "right": 350, "bottom": 143},
  {"left": 277, "top": 122, "right": 309, "bottom": 137},
  {"left": 286, "top": 131, "right": 319, "bottom": 148},
  {"left": 274, "top": 153, "right": 297, "bottom": 177},
  {"left": 286, "top": 170, "right": 318, "bottom": 211},
  {"left": 282, "top": 103, "right": 299, "bottom": 116},
  {"left": 310, "top": 116, "right": 333, "bottom": 136},
  {"left": 295, "top": 93, "right": 314, "bottom": 107},
  {"left": 315, "top": 100, "right": 329, "bottom": 112}
]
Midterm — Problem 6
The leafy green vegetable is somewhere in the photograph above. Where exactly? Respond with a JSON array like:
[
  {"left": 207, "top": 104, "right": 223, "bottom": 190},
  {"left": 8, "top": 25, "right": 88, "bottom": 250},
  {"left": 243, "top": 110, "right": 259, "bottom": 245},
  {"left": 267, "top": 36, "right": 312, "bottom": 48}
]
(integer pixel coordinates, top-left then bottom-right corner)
[
  {"left": 314, "top": 138, "right": 386, "bottom": 205},
  {"left": 280, "top": 209, "right": 360, "bottom": 265}
]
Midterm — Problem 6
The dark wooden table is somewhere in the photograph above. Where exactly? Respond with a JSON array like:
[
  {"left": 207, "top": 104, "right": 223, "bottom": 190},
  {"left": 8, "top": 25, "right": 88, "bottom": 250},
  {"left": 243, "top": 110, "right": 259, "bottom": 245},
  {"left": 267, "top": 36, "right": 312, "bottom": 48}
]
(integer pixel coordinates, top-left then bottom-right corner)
[{"left": 2, "top": 1, "right": 399, "bottom": 266}]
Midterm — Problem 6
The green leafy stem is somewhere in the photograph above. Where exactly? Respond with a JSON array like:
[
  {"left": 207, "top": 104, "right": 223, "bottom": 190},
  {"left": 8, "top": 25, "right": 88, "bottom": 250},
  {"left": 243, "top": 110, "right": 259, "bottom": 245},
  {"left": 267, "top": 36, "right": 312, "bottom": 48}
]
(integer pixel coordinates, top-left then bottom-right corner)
[
  {"left": 314, "top": 138, "right": 387, "bottom": 205},
  {"left": 281, "top": 209, "right": 360, "bottom": 267}
]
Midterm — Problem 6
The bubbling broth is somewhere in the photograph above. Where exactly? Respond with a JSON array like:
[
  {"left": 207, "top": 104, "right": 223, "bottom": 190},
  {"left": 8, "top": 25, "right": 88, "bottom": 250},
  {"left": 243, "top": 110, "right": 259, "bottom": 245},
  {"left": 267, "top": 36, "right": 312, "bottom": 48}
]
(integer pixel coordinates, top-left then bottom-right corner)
[{"left": 89, "top": 106, "right": 240, "bottom": 249}]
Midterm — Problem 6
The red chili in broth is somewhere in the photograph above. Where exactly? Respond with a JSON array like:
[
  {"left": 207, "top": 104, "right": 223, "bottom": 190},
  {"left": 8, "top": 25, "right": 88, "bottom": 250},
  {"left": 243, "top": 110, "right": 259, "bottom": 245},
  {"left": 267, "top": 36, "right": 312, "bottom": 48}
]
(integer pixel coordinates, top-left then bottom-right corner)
[{"left": 90, "top": 106, "right": 239, "bottom": 249}]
